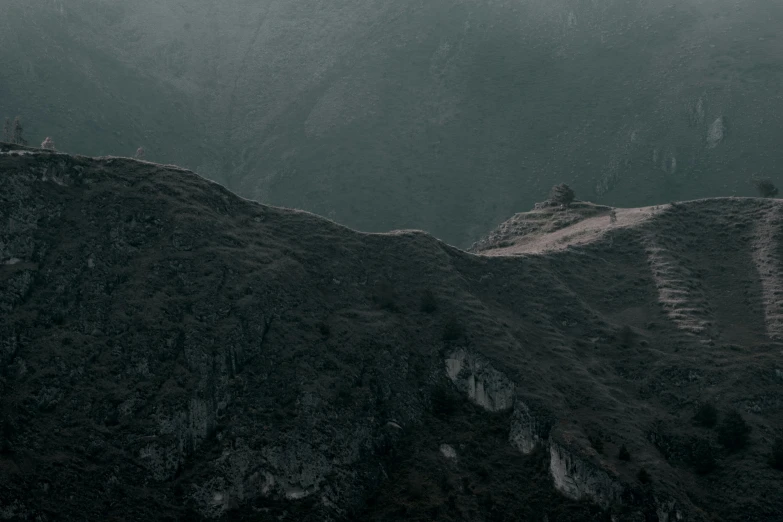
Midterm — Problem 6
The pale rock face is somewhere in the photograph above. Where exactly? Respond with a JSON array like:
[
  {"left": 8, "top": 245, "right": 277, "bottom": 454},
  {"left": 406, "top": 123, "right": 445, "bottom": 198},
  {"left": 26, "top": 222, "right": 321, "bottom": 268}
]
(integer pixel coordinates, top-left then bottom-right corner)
[
  {"left": 549, "top": 442, "right": 623, "bottom": 509},
  {"left": 439, "top": 443, "right": 457, "bottom": 459},
  {"left": 508, "top": 401, "right": 550, "bottom": 454},
  {"left": 445, "top": 348, "right": 514, "bottom": 412}
]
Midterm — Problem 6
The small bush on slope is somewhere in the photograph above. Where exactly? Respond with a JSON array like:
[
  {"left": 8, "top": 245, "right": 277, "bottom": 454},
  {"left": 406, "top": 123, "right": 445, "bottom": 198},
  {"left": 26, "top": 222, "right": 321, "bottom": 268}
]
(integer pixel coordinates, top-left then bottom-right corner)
[
  {"left": 717, "top": 411, "right": 751, "bottom": 452},
  {"left": 693, "top": 402, "right": 718, "bottom": 428}
]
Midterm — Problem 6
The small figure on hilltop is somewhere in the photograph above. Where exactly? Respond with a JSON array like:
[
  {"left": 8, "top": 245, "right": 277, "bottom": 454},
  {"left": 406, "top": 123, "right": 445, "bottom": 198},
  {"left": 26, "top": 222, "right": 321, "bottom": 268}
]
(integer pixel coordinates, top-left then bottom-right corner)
[
  {"left": 134, "top": 146, "right": 145, "bottom": 160},
  {"left": 10, "top": 117, "right": 27, "bottom": 146},
  {"left": 609, "top": 209, "right": 617, "bottom": 224},
  {"left": 753, "top": 177, "right": 779, "bottom": 198},
  {"left": 41, "top": 137, "right": 56, "bottom": 151},
  {"left": 549, "top": 183, "right": 575, "bottom": 207}
]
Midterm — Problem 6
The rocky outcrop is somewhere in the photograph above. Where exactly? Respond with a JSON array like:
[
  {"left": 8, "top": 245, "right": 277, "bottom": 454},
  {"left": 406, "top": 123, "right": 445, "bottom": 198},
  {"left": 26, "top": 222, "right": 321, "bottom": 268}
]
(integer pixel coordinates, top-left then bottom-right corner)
[
  {"left": 444, "top": 348, "right": 514, "bottom": 412},
  {"left": 508, "top": 400, "right": 553, "bottom": 455},
  {"left": 549, "top": 441, "right": 623, "bottom": 509}
]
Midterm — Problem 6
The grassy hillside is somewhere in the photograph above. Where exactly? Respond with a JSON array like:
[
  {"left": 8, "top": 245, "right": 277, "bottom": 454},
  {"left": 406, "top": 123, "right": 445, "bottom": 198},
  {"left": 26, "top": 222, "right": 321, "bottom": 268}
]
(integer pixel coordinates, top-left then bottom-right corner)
[{"left": 1, "top": 146, "right": 782, "bottom": 520}]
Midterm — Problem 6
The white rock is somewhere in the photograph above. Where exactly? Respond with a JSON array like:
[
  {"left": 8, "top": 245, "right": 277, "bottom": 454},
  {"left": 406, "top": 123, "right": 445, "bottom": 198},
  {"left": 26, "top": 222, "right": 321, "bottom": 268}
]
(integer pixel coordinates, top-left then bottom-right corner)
[{"left": 439, "top": 444, "right": 457, "bottom": 459}]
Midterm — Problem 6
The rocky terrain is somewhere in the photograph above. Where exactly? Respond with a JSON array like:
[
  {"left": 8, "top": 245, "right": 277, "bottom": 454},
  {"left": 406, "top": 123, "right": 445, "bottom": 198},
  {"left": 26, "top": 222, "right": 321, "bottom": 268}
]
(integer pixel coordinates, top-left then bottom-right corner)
[
  {"left": 2, "top": 0, "right": 783, "bottom": 246},
  {"left": 1, "top": 145, "right": 782, "bottom": 520}
]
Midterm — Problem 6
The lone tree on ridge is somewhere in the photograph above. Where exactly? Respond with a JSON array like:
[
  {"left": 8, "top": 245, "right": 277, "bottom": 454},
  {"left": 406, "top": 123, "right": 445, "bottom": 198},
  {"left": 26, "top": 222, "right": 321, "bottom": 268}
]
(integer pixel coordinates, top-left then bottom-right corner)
[
  {"left": 549, "top": 183, "right": 575, "bottom": 207},
  {"left": 753, "top": 177, "right": 779, "bottom": 198}
]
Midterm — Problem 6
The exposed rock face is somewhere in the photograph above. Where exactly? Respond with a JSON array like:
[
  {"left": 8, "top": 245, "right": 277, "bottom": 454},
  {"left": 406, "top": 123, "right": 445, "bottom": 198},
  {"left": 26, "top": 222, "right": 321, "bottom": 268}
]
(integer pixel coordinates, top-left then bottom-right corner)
[
  {"left": 1, "top": 147, "right": 782, "bottom": 521},
  {"left": 509, "top": 400, "right": 553, "bottom": 455},
  {"left": 549, "top": 441, "right": 623, "bottom": 509},
  {"left": 445, "top": 348, "right": 514, "bottom": 412}
]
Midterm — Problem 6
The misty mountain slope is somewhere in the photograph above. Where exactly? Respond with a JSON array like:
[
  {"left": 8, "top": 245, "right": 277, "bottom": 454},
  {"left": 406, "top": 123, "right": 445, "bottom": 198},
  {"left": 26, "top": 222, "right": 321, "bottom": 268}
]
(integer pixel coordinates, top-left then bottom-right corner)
[
  {"left": 2, "top": 0, "right": 783, "bottom": 246},
  {"left": 1, "top": 146, "right": 782, "bottom": 521}
]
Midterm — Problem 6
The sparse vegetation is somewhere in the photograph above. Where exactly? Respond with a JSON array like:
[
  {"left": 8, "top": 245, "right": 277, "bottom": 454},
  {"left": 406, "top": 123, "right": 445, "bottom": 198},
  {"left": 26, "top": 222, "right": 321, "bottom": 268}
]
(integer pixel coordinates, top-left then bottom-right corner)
[
  {"left": 548, "top": 183, "right": 575, "bottom": 207},
  {"left": 420, "top": 289, "right": 438, "bottom": 313},
  {"left": 770, "top": 439, "right": 783, "bottom": 471},
  {"left": 717, "top": 410, "right": 751, "bottom": 452},
  {"left": 753, "top": 177, "right": 779, "bottom": 198},
  {"left": 693, "top": 402, "right": 718, "bottom": 428},
  {"left": 618, "top": 444, "right": 631, "bottom": 461}
]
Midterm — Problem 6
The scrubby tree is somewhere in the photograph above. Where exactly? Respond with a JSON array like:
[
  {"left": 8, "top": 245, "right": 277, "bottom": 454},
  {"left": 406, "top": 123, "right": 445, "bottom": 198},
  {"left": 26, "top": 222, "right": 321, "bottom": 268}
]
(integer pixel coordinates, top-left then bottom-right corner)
[
  {"left": 753, "top": 177, "right": 779, "bottom": 198},
  {"left": 717, "top": 410, "right": 751, "bottom": 452},
  {"left": 549, "top": 183, "right": 575, "bottom": 206},
  {"left": 618, "top": 444, "right": 631, "bottom": 461},
  {"left": 11, "top": 117, "right": 27, "bottom": 146},
  {"left": 135, "top": 146, "right": 145, "bottom": 159},
  {"left": 41, "top": 137, "right": 55, "bottom": 150},
  {"left": 690, "top": 438, "right": 717, "bottom": 475},
  {"left": 693, "top": 402, "right": 718, "bottom": 428}
]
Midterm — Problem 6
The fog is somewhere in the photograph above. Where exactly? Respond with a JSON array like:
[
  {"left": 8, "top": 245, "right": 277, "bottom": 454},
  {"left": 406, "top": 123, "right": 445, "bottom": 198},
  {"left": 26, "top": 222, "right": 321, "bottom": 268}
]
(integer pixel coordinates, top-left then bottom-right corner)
[{"left": 2, "top": 0, "right": 782, "bottom": 246}]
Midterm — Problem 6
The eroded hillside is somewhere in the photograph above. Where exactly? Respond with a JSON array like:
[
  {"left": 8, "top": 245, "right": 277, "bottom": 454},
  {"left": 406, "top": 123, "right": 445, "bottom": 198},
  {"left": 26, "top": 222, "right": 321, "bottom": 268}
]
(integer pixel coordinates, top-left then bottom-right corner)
[{"left": 1, "top": 146, "right": 782, "bottom": 521}]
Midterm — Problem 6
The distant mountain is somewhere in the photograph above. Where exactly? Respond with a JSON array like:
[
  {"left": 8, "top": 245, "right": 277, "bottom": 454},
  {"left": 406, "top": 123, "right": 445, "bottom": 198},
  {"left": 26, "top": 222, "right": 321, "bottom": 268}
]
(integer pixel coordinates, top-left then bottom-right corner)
[
  {"left": 2, "top": 0, "right": 783, "bottom": 246},
  {"left": 1, "top": 146, "right": 782, "bottom": 520}
]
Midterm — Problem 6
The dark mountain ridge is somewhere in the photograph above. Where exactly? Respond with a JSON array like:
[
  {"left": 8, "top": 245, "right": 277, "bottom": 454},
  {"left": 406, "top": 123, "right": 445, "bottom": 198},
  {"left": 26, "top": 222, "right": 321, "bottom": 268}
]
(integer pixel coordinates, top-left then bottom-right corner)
[
  {"left": 1, "top": 145, "right": 782, "bottom": 521},
  {"left": 2, "top": 0, "right": 783, "bottom": 246}
]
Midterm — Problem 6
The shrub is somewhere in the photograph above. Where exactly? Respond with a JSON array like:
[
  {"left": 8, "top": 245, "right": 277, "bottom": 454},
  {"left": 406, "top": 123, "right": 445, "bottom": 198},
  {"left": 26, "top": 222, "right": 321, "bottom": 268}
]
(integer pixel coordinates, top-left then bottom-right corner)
[
  {"left": 693, "top": 402, "right": 718, "bottom": 428},
  {"left": 548, "top": 183, "right": 575, "bottom": 206},
  {"left": 589, "top": 435, "right": 604, "bottom": 455},
  {"left": 753, "top": 177, "right": 779, "bottom": 198},
  {"left": 618, "top": 444, "right": 631, "bottom": 461},
  {"left": 41, "top": 137, "right": 56, "bottom": 150},
  {"left": 431, "top": 384, "right": 460, "bottom": 418},
  {"left": 420, "top": 289, "right": 438, "bottom": 313},
  {"left": 442, "top": 317, "right": 464, "bottom": 342},
  {"left": 135, "top": 146, "right": 145, "bottom": 159},
  {"left": 637, "top": 468, "right": 651, "bottom": 484},
  {"left": 316, "top": 321, "right": 330, "bottom": 338},
  {"left": 690, "top": 438, "right": 717, "bottom": 474},
  {"left": 717, "top": 410, "right": 751, "bottom": 452},
  {"left": 769, "top": 439, "right": 783, "bottom": 471}
]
